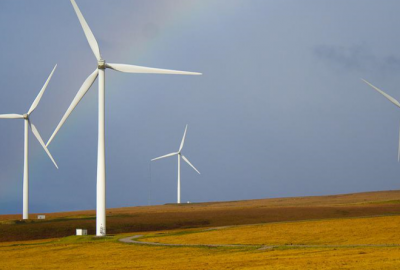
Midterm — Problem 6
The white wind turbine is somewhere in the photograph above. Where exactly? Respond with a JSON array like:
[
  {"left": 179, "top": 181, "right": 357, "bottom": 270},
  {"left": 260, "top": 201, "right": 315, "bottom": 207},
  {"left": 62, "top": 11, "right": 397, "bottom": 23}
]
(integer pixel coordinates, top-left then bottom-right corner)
[
  {"left": 46, "top": 0, "right": 201, "bottom": 236},
  {"left": 152, "top": 125, "right": 200, "bottom": 204},
  {"left": 362, "top": 79, "right": 400, "bottom": 161},
  {"left": 0, "top": 65, "right": 58, "bottom": 219}
]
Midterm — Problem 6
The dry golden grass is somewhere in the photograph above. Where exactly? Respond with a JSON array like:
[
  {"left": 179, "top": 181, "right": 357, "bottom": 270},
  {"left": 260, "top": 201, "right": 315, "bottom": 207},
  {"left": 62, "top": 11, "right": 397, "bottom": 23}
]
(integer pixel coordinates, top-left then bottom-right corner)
[
  {"left": 2, "top": 212, "right": 400, "bottom": 269},
  {"left": 143, "top": 215, "right": 400, "bottom": 246},
  {"left": 1, "top": 236, "right": 400, "bottom": 270},
  {"left": 3, "top": 191, "right": 400, "bottom": 269}
]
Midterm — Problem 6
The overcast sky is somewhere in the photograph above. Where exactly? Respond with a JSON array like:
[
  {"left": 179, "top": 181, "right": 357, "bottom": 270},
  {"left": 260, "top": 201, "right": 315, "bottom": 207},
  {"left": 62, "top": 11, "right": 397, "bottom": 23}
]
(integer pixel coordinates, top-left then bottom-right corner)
[{"left": 1, "top": 0, "right": 400, "bottom": 215}]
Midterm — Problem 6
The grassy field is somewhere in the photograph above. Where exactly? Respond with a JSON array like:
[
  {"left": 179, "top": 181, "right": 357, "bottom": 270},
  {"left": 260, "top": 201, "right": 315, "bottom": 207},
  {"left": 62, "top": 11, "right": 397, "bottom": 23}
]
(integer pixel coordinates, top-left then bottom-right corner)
[
  {"left": 1, "top": 190, "right": 400, "bottom": 242},
  {"left": 2, "top": 217, "right": 400, "bottom": 269},
  {"left": 142, "top": 215, "right": 400, "bottom": 246},
  {"left": 2, "top": 190, "right": 400, "bottom": 269}
]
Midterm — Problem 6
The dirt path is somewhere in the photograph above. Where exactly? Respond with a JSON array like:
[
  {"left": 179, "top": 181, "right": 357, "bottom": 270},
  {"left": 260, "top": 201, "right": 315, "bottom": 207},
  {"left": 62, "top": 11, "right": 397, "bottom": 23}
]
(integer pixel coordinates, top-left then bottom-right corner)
[
  {"left": 119, "top": 235, "right": 259, "bottom": 248},
  {"left": 119, "top": 227, "right": 400, "bottom": 250}
]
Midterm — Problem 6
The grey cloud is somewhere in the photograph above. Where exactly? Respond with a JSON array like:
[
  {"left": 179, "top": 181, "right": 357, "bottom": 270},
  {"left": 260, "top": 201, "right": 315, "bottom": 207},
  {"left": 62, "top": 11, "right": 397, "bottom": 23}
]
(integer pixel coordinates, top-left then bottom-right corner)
[{"left": 314, "top": 44, "right": 400, "bottom": 74}]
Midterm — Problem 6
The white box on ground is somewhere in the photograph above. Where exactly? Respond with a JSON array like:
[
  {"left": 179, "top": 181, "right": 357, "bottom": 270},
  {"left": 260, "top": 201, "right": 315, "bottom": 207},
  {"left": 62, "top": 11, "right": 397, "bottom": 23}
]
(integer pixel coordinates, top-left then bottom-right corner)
[
  {"left": 76, "top": 229, "right": 88, "bottom": 236},
  {"left": 37, "top": 215, "right": 45, "bottom": 219}
]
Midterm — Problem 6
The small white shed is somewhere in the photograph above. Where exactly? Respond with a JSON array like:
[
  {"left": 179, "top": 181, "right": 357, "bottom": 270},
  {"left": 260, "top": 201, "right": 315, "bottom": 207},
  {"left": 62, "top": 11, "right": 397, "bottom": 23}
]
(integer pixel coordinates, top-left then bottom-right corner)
[
  {"left": 37, "top": 215, "right": 46, "bottom": 219},
  {"left": 76, "top": 229, "right": 88, "bottom": 236}
]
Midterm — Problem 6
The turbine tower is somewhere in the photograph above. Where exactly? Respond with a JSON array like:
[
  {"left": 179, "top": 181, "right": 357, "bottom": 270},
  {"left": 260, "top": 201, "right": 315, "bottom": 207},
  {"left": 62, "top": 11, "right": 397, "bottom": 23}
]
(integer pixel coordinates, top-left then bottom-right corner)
[
  {"left": 46, "top": 0, "right": 201, "bottom": 236},
  {"left": 0, "top": 65, "right": 58, "bottom": 219},
  {"left": 152, "top": 125, "right": 200, "bottom": 204},
  {"left": 362, "top": 79, "right": 400, "bottom": 161}
]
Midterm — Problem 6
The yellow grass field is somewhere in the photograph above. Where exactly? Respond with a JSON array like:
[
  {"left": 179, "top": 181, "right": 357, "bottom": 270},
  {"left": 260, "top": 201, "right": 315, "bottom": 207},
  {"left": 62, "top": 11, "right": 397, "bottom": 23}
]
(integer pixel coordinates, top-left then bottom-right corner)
[
  {"left": 2, "top": 191, "right": 400, "bottom": 269},
  {"left": 1, "top": 236, "right": 400, "bottom": 270},
  {"left": 2, "top": 215, "right": 400, "bottom": 269},
  {"left": 143, "top": 215, "right": 400, "bottom": 246}
]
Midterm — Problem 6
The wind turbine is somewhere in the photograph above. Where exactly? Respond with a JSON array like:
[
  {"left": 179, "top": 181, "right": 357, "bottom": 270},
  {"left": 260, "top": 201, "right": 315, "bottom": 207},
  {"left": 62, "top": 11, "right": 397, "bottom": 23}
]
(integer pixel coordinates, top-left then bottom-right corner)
[
  {"left": 362, "top": 79, "right": 400, "bottom": 161},
  {"left": 0, "top": 65, "right": 58, "bottom": 219},
  {"left": 46, "top": 0, "right": 201, "bottom": 236},
  {"left": 152, "top": 125, "right": 200, "bottom": 204}
]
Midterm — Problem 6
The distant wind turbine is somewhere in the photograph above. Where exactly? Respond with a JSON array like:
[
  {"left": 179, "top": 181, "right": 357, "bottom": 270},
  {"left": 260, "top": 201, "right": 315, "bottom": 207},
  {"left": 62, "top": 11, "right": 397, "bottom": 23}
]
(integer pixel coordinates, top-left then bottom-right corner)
[
  {"left": 46, "top": 0, "right": 201, "bottom": 236},
  {"left": 0, "top": 65, "right": 58, "bottom": 219},
  {"left": 362, "top": 79, "right": 400, "bottom": 161},
  {"left": 152, "top": 125, "right": 200, "bottom": 204}
]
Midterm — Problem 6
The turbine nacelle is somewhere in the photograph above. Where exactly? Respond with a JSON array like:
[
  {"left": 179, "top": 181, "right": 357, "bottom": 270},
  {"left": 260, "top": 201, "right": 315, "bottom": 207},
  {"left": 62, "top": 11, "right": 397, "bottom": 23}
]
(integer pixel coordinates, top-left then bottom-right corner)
[
  {"left": 98, "top": 59, "right": 106, "bottom": 69},
  {"left": 23, "top": 114, "right": 29, "bottom": 119}
]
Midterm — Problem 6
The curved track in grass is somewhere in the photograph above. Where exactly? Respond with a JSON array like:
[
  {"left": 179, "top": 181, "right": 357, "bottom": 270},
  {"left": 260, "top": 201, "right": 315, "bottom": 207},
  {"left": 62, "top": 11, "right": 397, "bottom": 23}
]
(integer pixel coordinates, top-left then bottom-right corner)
[
  {"left": 119, "top": 225, "right": 400, "bottom": 250},
  {"left": 119, "top": 235, "right": 261, "bottom": 249}
]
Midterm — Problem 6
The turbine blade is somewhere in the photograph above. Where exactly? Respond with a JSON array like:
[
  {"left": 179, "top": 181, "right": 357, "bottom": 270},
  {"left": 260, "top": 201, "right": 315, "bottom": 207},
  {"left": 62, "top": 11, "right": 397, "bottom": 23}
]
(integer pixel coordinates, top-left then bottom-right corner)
[
  {"left": 181, "top": 155, "right": 200, "bottom": 174},
  {"left": 46, "top": 69, "right": 98, "bottom": 146},
  {"left": 107, "top": 63, "right": 202, "bottom": 75},
  {"left": 70, "top": 0, "right": 101, "bottom": 61},
  {"left": 28, "top": 64, "right": 57, "bottom": 115},
  {"left": 0, "top": 114, "right": 24, "bottom": 119},
  {"left": 29, "top": 121, "right": 58, "bottom": 169},
  {"left": 362, "top": 79, "right": 400, "bottom": 109},
  {"left": 151, "top": 152, "right": 178, "bottom": 161},
  {"left": 178, "top": 125, "right": 188, "bottom": 152}
]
